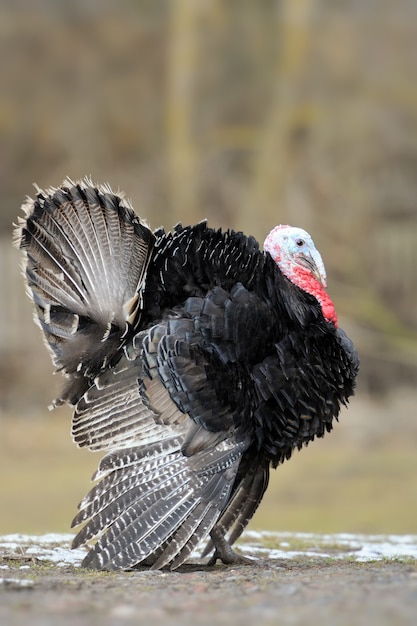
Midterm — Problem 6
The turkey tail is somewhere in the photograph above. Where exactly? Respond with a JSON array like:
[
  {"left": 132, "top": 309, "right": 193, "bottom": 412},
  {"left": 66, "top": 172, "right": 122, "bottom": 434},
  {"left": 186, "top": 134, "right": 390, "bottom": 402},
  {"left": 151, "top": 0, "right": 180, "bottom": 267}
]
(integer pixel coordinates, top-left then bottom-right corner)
[{"left": 15, "top": 179, "right": 155, "bottom": 404}]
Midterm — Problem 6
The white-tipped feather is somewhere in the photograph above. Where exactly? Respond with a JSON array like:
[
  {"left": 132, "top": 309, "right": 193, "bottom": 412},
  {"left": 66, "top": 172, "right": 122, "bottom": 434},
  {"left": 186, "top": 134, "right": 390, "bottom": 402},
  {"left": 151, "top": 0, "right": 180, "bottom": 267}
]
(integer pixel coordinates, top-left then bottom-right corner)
[{"left": 16, "top": 179, "right": 155, "bottom": 404}]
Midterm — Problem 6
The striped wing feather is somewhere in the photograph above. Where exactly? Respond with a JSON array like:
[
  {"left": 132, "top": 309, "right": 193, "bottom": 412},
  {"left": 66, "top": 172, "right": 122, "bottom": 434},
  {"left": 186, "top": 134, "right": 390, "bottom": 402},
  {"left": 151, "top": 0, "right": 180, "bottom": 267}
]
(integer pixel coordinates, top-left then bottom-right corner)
[{"left": 75, "top": 434, "right": 247, "bottom": 570}]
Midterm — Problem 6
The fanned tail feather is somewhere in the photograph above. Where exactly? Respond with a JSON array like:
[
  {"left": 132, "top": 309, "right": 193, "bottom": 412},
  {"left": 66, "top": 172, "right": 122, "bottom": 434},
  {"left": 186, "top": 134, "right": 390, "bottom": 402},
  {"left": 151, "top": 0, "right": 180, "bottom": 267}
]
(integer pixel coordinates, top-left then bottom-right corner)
[{"left": 15, "top": 178, "right": 155, "bottom": 404}]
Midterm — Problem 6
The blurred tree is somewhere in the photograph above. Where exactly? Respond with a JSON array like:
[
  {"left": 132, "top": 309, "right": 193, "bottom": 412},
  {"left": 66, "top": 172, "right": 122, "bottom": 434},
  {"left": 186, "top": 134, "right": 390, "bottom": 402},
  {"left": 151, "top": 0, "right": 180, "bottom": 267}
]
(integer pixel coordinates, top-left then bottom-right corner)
[
  {"left": 166, "top": 0, "right": 199, "bottom": 225},
  {"left": 243, "top": 0, "right": 313, "bottom": 239},
  {"left": 1, "top": 0, "right": 416, "bottom": 393}
]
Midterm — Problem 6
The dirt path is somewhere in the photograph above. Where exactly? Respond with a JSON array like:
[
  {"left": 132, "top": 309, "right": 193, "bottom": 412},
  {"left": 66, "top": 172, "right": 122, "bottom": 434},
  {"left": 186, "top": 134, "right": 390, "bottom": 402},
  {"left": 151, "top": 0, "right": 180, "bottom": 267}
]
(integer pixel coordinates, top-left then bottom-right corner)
[
  {"left": 1, "top": 535, "right": 417, "bottom": 625},
  {"left": 1, "top": 558, "right": 417, "bottom": 626}
]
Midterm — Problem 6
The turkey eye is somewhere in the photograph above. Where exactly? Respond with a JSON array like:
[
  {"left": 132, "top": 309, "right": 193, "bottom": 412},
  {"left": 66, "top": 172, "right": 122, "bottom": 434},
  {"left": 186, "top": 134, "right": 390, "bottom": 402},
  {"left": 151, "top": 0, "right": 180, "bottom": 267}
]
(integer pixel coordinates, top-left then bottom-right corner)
[{"left": 296, "top": 239, "right": 304, "bottom": 247}]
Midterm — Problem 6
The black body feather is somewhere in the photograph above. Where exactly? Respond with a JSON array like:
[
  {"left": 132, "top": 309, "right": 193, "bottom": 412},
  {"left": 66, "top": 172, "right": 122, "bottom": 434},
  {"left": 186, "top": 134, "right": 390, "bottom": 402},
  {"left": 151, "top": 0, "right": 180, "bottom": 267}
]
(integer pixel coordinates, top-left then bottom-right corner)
[{"left": 16, "top": 179, "right": 359, "bottom": 570}]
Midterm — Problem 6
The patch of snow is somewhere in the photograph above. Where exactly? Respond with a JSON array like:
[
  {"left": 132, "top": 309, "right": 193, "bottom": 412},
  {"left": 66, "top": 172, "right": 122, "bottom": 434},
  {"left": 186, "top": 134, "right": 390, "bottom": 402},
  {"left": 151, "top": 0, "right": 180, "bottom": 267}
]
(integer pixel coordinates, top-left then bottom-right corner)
[
  {"left": 0, "top": 534, "right": 86, "bottom": 567},
  {"left": 0, "top": 577, "right": 34, "bottom": 588},
  {"left": 0, "top": 531, "right": 416, "bottom": 567},
  {"left": 242, "top": 531, "right": 417, "bottom": 561}
]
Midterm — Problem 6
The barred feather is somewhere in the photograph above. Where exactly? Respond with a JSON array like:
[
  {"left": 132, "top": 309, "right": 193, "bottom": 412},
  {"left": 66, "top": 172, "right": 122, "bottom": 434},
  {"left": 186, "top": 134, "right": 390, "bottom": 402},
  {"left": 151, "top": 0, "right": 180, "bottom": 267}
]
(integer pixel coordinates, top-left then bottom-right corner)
[
  {"left": 78, "top": 436, "right": 247, "bottom": 570},
  {"left": 17, "top": 178, "right": 154, "bottom": 404}
]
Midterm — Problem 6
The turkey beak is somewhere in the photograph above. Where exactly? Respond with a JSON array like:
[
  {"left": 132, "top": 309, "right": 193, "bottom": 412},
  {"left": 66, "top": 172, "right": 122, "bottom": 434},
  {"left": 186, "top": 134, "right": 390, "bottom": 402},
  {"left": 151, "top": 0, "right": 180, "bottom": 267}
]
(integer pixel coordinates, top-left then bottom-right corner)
[{"left": 300, "top": 250, "right": 327, "bottom": 288}]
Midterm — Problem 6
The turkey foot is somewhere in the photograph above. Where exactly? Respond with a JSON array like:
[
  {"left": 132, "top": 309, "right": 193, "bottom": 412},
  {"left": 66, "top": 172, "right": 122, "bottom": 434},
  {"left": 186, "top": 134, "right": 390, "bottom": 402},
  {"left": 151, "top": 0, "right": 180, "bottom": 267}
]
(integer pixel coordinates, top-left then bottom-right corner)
[{"left": 207, "top": 526, "right": 254, "bottom": 566}]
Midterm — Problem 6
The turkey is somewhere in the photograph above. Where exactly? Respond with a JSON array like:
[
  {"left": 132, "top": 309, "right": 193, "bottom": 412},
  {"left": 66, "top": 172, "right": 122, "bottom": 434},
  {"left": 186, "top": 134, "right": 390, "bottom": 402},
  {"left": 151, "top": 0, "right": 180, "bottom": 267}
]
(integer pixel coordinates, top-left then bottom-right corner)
[{"left": 16, "top": 178, "right": 359, "bottom": 571}]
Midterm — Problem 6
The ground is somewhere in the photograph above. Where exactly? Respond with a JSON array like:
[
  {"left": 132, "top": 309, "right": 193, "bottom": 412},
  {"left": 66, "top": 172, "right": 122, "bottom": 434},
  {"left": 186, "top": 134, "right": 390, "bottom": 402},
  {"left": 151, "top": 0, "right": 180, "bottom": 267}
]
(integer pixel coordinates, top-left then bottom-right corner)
[
  {"left": 1, "top": 534, "right": 416, "bottom": 626},
  {"left": 2, "top": 394, "right": 417, "bottom": 624}
]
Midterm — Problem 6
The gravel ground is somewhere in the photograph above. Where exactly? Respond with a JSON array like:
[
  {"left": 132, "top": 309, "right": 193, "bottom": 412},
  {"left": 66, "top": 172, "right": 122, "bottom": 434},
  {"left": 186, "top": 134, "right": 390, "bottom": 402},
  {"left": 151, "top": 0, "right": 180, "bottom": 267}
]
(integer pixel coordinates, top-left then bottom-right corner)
[{"left": 1, "top": 535, "right": 417, "bottom": 626}]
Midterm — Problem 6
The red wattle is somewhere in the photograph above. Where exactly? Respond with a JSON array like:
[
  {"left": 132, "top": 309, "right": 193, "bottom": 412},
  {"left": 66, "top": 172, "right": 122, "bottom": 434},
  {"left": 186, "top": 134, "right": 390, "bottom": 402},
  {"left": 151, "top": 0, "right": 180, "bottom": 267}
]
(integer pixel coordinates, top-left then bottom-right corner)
[{"left": 290, "top": 266, "right": 338, "bottom": 327}]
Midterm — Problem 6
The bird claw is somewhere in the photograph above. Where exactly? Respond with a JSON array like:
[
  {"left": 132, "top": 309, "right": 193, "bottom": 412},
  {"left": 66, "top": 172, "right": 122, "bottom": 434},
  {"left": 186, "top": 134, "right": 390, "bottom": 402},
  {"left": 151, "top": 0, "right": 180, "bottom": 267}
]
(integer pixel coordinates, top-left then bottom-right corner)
[{"left": 207, "top": 526, "right": 254, "bottom": 566}]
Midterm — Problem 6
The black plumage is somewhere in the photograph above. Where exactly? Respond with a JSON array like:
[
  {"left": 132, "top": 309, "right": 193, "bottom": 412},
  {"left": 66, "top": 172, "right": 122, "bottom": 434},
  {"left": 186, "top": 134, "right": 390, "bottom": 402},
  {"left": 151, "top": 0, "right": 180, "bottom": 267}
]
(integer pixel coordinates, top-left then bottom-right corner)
[{"left": 16, "top": 179, "right": 359, "bottom": 570}]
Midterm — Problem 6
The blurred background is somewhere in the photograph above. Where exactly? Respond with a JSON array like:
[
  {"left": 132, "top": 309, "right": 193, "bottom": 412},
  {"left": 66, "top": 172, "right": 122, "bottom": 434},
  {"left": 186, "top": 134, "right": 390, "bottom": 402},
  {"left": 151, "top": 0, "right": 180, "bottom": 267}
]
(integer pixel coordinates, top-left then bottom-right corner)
[{"left": 0, "top": 0, "right": 416, "bottom": 537}]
